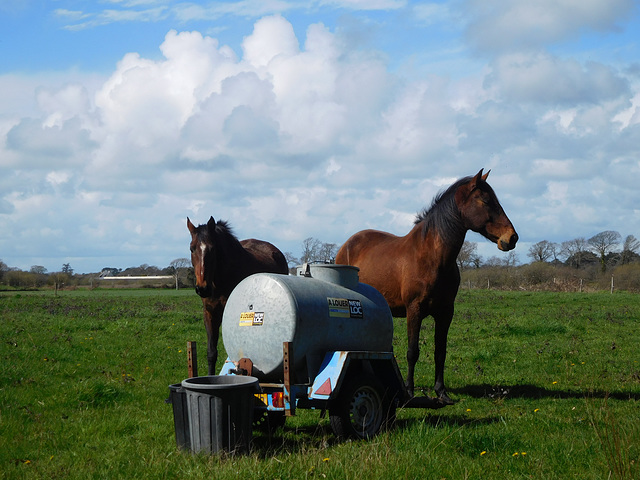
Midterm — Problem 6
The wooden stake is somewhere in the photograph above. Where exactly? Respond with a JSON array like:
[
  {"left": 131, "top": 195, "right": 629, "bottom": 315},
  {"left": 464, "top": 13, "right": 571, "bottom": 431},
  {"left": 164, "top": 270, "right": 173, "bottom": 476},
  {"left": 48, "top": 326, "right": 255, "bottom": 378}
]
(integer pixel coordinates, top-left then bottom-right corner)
[{"left": 187, "top": 341, "right": 198, "bottom": 378}]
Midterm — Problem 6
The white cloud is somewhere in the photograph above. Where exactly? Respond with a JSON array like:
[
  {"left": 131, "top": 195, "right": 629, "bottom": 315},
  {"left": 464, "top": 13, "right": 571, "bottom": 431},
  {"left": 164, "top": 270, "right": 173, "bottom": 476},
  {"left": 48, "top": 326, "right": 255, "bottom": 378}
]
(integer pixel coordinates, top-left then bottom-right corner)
[
  {"left": 2, "top": 12, "right": 640, "bottom": 272},
  {"left": 487, "top": 52, "right": 629, "bottom": 105},
  {"left": 464, "top": 0, "right": 636, "bottom": 53},
  {"left": 319, "top": 0, "right": 406, "bottom": 9}
]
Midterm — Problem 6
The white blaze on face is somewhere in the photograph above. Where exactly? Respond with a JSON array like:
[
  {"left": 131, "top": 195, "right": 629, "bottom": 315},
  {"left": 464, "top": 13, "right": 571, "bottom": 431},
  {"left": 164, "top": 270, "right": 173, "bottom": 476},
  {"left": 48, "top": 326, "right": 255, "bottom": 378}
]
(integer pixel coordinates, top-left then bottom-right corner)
[{"left": 196, "top": 242, "right": 208, "bottom": 284}]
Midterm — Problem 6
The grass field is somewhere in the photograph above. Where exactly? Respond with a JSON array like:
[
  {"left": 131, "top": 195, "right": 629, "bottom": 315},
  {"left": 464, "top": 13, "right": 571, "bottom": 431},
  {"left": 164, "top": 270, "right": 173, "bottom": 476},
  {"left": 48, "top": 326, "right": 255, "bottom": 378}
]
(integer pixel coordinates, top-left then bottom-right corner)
[{"left": 1, "top": 288, "right": 638, "bottom": 479}]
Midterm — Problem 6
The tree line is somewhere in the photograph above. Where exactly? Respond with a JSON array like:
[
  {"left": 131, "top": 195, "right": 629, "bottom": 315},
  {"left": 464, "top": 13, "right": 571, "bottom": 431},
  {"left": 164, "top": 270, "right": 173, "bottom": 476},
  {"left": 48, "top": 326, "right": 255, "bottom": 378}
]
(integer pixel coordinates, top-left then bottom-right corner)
[
  {"left": 2, "top": 230, "right": 638, "bottom": 292},
  {"left": 456, "top": 230, "right": 639, "bottom": 272}
]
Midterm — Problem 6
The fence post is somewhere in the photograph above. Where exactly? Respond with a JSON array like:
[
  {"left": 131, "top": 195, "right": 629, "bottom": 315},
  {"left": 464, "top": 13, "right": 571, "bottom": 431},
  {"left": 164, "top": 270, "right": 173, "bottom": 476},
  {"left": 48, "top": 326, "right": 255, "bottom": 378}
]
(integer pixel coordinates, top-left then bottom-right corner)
[{"left": 187, "top": 341, "right": 198, "bottom": 378}]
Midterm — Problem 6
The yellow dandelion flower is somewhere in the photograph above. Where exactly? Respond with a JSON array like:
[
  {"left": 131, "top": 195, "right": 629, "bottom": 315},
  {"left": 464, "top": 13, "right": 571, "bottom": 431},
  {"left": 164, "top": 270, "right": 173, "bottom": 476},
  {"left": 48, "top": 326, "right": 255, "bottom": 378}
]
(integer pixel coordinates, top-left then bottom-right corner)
[
  {"left": 521, "top": 452, "right": 527, "bottom": 456},
  {"left": 466, "top": 408, "right": 471, "bottom": 412},
  {"left": 534, "top": 408, "right": 539, "bottom": 412},
  {"left": 552, "top": 381, "right": 558, "bottom": 384},
  {"left": 480, "top": 451, "right": 487, "bottom": 456},
  {"left": 323, "top": 458, "right": 330, "bottom": 462}
]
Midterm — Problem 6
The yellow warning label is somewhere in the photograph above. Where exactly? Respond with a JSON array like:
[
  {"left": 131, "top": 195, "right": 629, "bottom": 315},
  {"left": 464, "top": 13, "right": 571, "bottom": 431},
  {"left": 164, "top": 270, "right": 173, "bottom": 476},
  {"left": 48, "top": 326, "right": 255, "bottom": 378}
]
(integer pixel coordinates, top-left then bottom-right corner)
[
  {"left": 239, "top": 311, "right": 264, "bottom": 326},
  {"left": 239, "top": 312, "right": 254, "bottom": 326}
]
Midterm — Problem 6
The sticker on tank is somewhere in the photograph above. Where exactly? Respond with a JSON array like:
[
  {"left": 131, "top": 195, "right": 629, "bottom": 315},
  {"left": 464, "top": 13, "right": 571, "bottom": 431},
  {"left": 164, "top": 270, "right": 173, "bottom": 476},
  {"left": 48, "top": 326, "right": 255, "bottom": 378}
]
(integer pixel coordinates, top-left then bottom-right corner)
[
  {"left": 327, "top": 298, "right": 363, "bottom": 319},
  {"left": 239, "top": 311, "right": 264, "bottom": 326}
]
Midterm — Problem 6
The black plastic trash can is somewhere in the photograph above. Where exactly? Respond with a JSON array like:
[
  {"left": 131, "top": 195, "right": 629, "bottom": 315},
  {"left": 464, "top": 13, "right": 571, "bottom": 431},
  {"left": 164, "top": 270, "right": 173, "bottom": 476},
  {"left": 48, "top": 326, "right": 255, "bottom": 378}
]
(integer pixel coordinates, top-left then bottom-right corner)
[
  {"left": 181, "top": 375, "right": 259, "bottom": 455},
  {"left": 167, "top": 383, "right": 190, "bottom": 450}
]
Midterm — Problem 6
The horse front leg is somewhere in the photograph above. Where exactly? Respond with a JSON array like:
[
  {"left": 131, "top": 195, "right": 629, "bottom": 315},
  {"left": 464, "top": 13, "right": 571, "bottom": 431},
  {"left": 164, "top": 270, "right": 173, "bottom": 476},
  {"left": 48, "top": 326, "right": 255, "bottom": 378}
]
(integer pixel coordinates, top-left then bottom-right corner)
[
  {"left": 405, "top": 304, "right": 423, "bottom": 399},
  {"left": 433, "top": 306, "right": 454, "bottom": 405},
  {"left": 203, "top": 300, "right": 222, "bottom": 375}
]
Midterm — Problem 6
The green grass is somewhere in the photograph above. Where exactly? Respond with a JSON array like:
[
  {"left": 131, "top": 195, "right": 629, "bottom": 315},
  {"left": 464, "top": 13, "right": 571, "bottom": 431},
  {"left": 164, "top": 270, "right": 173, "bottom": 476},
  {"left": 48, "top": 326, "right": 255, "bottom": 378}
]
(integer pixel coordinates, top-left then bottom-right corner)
[{"left": 1, "top": 289, "right": 639, "bottom": 479}]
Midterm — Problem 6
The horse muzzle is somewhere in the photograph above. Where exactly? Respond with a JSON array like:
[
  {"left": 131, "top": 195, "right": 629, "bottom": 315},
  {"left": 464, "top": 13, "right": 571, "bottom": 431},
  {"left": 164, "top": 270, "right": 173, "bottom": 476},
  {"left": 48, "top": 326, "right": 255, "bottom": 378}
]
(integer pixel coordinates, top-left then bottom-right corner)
[
  {"left": 498, "top": 232, "right": 519, "bottom": 251},
  {"left": 195, "top": 284, "right": 211, "bottom": 298}
]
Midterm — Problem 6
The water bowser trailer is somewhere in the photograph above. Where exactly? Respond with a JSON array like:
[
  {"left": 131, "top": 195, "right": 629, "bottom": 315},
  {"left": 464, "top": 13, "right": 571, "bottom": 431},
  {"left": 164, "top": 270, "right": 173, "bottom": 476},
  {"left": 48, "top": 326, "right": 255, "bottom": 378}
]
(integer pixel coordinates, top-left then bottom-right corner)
[{"left": 219, "top": 263, "right": 444, "bottom": 440}]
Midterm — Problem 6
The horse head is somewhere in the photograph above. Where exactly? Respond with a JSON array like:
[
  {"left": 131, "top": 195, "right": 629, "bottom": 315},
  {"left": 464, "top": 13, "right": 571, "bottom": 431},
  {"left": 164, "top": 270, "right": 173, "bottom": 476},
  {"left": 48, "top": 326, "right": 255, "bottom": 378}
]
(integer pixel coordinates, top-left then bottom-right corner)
[
  {"left": 187, "top": 216, "right": 217, "bottom": 298},
  {"left": 455, "top": 169, "right": 518, "bottom": 251}
]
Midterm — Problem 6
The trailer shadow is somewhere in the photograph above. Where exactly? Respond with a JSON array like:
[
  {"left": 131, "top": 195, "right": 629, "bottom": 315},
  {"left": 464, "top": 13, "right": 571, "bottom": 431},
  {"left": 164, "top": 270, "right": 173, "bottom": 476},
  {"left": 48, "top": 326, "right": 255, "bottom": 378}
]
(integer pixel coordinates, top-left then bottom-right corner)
[
  {"left": 250, "top": 422, "right": 343, "bottom": 457},
  {"left": 248, "top": 383, "right": 640, "bottom": 456},
  {"left": 249, "top": 408, "right": 504, "bottom": 457},
  {"left": 449, "top": 383, "right": 640, "bottom": 402}
]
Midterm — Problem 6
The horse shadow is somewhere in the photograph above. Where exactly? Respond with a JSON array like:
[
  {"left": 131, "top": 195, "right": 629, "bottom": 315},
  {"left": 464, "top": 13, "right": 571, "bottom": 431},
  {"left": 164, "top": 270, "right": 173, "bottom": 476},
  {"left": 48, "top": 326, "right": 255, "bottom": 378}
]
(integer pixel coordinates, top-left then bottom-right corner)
[
  {"left": 247, "top": 384, "right": 639, "bottom": 455},
  {"left": 448, "top": 383, "right": 640, "bottom": 402}
]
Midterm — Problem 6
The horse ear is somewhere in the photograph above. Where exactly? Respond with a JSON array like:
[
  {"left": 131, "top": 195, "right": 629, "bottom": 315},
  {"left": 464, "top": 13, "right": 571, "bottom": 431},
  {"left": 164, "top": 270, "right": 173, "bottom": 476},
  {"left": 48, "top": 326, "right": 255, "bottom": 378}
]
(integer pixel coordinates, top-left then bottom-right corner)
[
  {"left": 469, "top": 169, "right": 483, "bottom": 190},
  {"left": 187, "top": 217, "right": 196, "bottom": 234},
  {"left": 207, "top": 216, "right": 216, "bottom": 230},
  {"left": 481, "top": 169, "right": 490, "bottom": 182}
]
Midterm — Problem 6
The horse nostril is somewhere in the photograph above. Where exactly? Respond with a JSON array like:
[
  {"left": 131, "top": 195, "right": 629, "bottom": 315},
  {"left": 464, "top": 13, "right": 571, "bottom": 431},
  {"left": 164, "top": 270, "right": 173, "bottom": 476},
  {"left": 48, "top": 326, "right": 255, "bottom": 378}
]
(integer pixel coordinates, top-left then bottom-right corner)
[{"left": 511, "top": 233, "right": 519, "bottom": 246}]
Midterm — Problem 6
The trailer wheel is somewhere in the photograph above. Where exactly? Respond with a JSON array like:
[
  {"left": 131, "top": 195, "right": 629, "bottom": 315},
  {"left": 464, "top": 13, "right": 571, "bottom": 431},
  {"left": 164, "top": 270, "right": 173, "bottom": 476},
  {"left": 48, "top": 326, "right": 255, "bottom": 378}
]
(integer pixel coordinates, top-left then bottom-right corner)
[{"left": 329, "top": 375, "right": 393, "bottom": 440}]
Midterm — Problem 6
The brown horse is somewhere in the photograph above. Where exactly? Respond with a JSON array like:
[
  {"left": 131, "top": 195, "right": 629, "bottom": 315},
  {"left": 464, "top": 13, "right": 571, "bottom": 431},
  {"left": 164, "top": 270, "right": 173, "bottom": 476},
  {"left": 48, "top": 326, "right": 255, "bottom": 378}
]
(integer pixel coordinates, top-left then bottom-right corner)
[
  {"left": 187, "top": 216, "right": 289, "bottom": 375},
  {"left": 335, "top": 169, "right": 518, "bottom": 404}
]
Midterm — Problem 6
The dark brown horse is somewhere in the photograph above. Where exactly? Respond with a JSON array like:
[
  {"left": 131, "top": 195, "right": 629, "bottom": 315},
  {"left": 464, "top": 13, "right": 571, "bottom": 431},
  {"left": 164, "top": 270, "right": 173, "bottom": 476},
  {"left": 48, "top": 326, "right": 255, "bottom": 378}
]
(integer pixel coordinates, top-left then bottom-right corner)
[
  {"left": 335, "top": 169, "right": 518, "bottom": 404},
  {"left": 187, "top": 216, "right": 289, "bottom": 374}
]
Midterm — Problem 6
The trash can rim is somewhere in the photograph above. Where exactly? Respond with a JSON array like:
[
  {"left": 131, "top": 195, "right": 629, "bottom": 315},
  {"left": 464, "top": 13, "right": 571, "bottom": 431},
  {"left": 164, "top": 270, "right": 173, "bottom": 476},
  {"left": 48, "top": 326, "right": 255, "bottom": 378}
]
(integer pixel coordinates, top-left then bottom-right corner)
[{"left": 181, "top": 375, "right": 259, "bottom": 391}]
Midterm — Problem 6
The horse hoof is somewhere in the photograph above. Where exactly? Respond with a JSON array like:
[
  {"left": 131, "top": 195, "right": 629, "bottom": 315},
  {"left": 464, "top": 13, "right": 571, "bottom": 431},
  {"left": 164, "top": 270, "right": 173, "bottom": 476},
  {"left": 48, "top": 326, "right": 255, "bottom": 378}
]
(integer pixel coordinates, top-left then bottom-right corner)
[{"left": 438, "top": 395, "right": 455, "bottom": 406}]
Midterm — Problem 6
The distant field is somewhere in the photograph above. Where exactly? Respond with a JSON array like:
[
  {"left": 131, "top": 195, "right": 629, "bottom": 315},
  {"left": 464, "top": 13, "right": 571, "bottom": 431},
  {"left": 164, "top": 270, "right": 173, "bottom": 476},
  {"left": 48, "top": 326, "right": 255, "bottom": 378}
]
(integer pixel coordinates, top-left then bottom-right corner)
[{"left": 1, "top": 289, "right": 638, "bottom": 479}]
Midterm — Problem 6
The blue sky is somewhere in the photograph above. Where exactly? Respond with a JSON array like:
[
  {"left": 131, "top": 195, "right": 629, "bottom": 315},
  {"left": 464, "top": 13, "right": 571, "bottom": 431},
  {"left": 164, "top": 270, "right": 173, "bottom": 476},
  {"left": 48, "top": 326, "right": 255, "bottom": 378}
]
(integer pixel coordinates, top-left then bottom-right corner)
[{"left": 1, "top": 0, "right": 640, "bottom": 273}]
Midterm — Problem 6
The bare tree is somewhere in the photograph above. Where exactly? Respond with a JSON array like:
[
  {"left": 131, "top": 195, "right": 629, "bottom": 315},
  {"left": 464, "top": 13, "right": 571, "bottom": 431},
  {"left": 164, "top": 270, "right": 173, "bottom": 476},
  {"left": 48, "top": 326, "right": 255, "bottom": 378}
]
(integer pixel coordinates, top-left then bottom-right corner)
[
  {"left": 457, "top": 241, "right": 478, "bottom": 270},
  {"left": 0, "top": 259, "right": 8, "bottom": 282},
  {"left": 561, "top": 237, "right": 588, "bottom": 268},
  {"left": 283, "top": 252, "right": 299, "bottom": 269},
  {"left": 299, "top": 238, "right": 339, "bottom": 264},
  {"left": 300, "top": 237, "right": 322, "bottom": 264},
  {"left": 169, "top": 258, "right": 191, "bottom": 289},
  {"left": 527, "top": 240, "right": 554, "bottom": 263},
  {"left": 588, "top": 230, "right": 621, "bottom": 273},
  {"left": 318, "top": 242, "right": 338, "bottom": 263},
  {"left": 620, "top": 235, "right": 640, "bottom": 265},
  {"left": 504, "top": 251, "right": 519, "bottom": 267}
]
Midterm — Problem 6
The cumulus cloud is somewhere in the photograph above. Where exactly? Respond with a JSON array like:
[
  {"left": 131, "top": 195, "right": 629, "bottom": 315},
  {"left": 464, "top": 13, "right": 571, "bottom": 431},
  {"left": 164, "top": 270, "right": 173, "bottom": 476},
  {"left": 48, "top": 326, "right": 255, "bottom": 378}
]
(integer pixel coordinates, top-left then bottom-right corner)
[
  {"left": 1, "top": 12, "right": 639, "bottom": 272},
  {"left": 486, "top": 52, "right": 629, "bottom": 105},
  {"left": 464, "top": 0, "right": 636, "bottom": 53}
]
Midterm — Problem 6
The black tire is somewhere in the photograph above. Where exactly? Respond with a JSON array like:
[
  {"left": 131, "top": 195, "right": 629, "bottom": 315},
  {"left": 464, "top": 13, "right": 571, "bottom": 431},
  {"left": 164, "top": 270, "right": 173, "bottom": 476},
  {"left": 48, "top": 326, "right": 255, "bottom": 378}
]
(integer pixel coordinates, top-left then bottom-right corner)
[{"left": 329, "top": 374, "right": 395, "bottom": 439}]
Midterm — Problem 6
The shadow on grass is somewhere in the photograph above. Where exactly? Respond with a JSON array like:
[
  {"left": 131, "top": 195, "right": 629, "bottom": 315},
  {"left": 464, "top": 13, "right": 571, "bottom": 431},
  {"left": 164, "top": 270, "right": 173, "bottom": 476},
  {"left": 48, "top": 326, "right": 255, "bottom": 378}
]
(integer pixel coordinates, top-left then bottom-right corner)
[
  {"left": 250, "top": 422, "right": 341, "bottom": 457},
  {"left": 395, "top": 413, "right": 503, "bottom": 430},
  {"left": 248, "top": 408, "right": 505, "bottom": 456},
  {"left": 449, "top": 384, "right": 640, "bottom": 402},
  {"left": 245, "top": 384, "right": 640, "bottom": 456}
]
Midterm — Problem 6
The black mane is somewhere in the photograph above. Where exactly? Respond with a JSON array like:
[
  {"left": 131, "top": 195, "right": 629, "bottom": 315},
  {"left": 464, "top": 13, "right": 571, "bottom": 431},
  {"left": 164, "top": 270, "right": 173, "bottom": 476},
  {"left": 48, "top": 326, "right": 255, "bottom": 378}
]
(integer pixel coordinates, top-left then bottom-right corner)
[
  {"left": 213, "top": 219, "right": 236, "bottom": 239},
  {"left": 414, "top": 176, "right": 472, "bottom": 243},
  {"left": 195, "top": 219, "right": 237, "bottom": 243}
]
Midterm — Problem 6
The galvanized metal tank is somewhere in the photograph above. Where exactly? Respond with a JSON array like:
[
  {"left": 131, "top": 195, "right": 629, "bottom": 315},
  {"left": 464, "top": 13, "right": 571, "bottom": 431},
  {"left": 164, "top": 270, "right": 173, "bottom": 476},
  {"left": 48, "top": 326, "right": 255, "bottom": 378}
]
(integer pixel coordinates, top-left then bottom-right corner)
[{"left": 221, "top": 264, "right": 394, "bottom": 383}]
